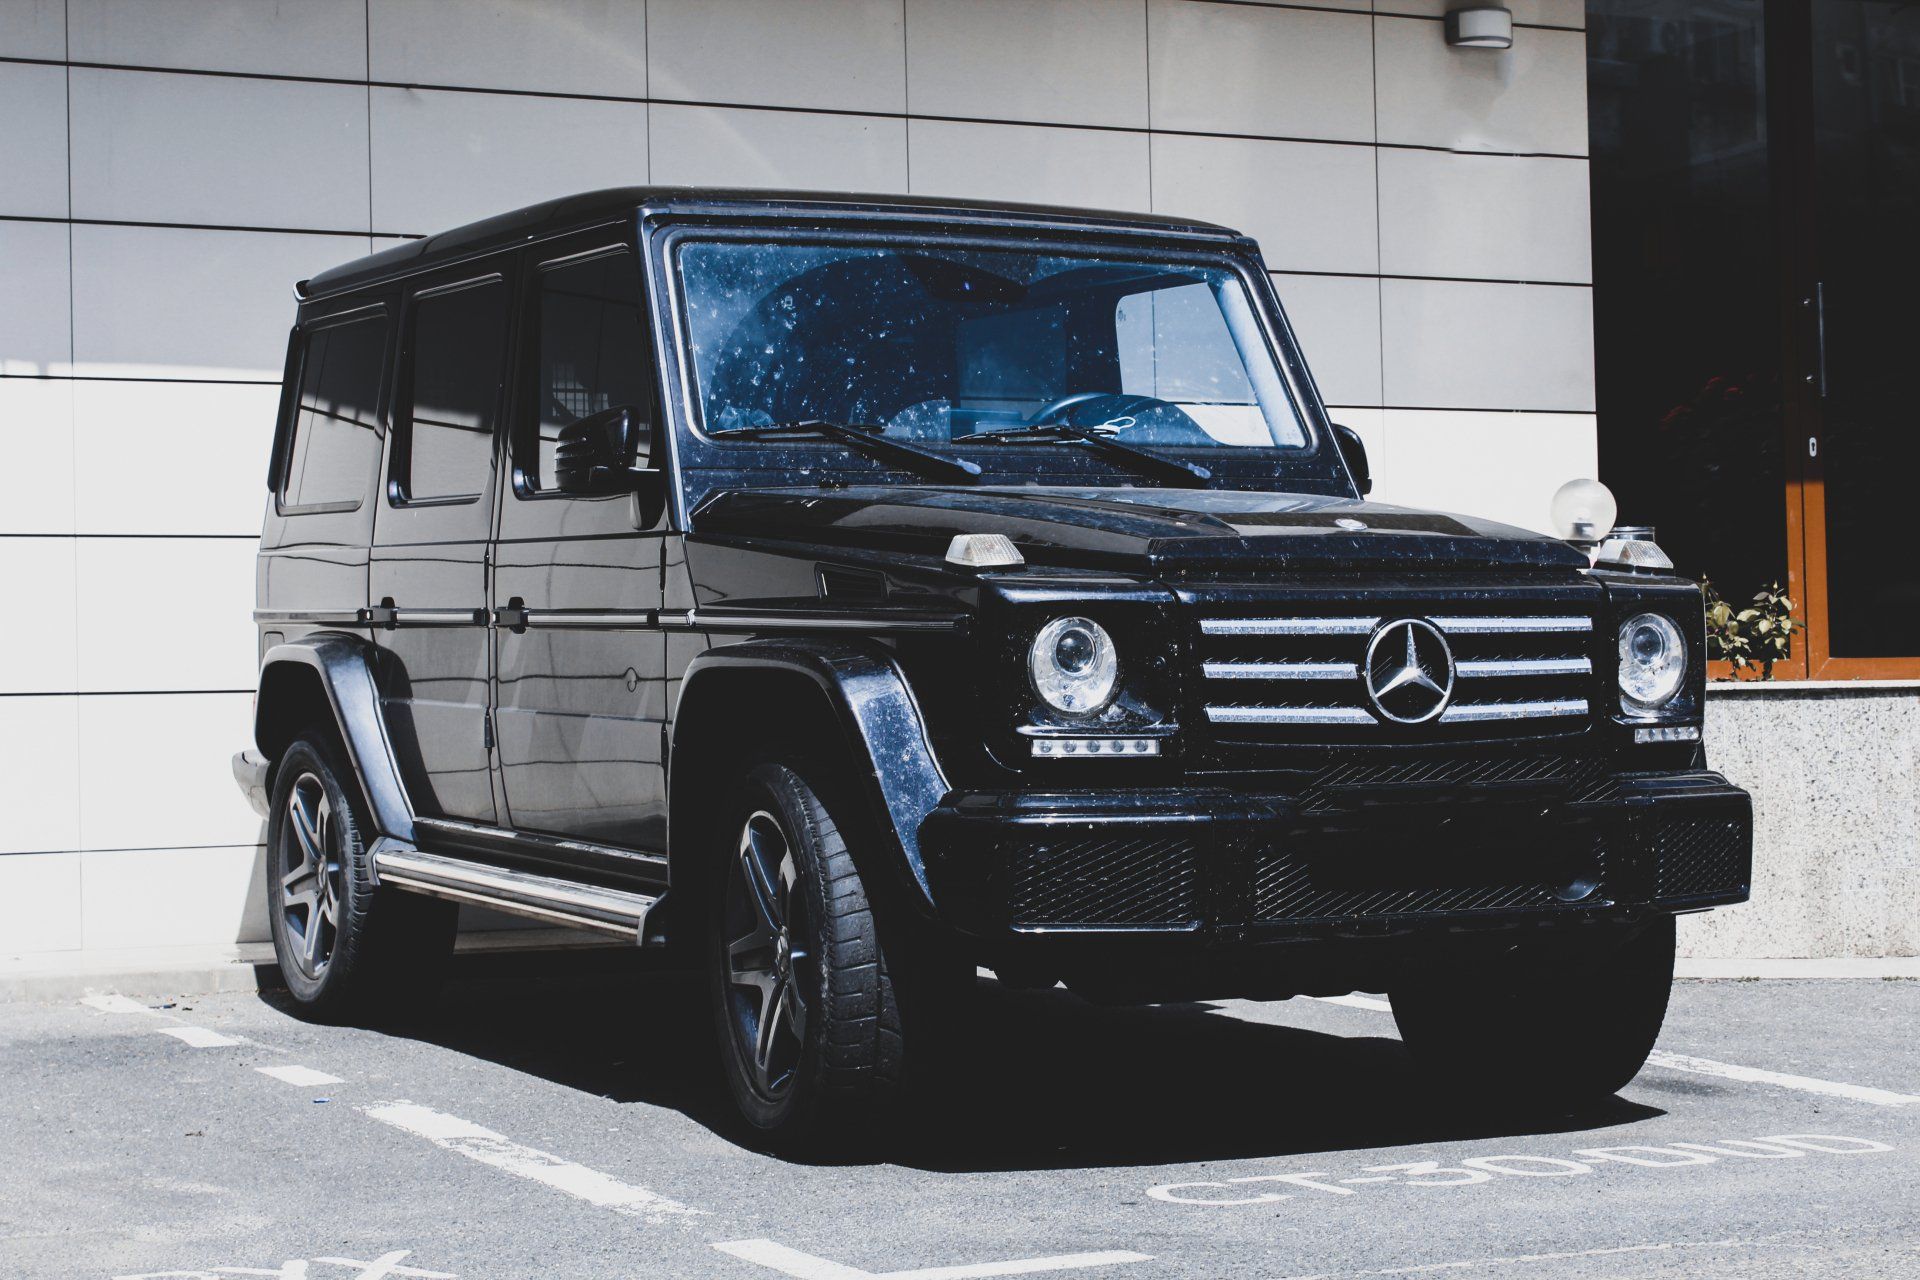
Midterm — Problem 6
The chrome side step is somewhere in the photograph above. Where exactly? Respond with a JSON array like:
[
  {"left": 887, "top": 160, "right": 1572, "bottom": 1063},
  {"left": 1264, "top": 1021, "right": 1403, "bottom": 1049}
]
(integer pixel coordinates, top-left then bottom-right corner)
[{"left": 370, "top": 841, "right": 659, "bottom": 942}]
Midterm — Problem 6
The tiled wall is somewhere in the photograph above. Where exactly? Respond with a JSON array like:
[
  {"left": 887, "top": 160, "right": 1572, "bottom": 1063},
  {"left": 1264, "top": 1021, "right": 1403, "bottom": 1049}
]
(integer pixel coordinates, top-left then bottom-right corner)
[{"left": 0, "top": 0, "right": 1594, "bottom": 957}]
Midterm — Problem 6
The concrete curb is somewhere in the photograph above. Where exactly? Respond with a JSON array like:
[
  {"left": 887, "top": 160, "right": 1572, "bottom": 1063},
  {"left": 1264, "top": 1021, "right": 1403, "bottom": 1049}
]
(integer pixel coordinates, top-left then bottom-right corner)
[
  {"left": 1676, "top": 957, "right": 1920, "bottom": 980},
  {"left": 0, "top": 930, "right": 621, "bottom": 1003}
]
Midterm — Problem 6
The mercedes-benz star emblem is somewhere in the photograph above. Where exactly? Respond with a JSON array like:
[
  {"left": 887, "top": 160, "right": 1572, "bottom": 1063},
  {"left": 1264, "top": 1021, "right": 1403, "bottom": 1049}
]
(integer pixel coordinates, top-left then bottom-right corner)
[{"left": 1364, "top": 619, "right": 1456, "bottom": 724}]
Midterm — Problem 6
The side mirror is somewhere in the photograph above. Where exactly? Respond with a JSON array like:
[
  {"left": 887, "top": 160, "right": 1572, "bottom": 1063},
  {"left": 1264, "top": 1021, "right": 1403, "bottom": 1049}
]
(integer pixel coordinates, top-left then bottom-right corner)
[
  {"left": 554, "top": 405, "right": 655, "bottom": 497},
  {"left": 1331, "top": 422, "right": 1371, "bottom": 496}
]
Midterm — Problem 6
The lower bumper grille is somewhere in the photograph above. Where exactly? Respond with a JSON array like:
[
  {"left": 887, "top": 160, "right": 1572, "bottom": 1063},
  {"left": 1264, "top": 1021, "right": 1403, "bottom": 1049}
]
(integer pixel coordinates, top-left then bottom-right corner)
[
  {"left": 1652, "top": 815, "right": 1751, "bottom": 900},
  {"left": 1007, "top": 833, "right": 1201, "bottom": 928},
  {"left": 1251, "top": 830, "right": 1605, "bottom": 924}
]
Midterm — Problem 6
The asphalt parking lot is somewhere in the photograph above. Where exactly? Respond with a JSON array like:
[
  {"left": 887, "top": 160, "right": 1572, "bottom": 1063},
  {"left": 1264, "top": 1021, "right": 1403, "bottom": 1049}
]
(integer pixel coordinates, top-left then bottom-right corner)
[{"left": 3, "top": 959, "right": 1916, "bottom": 1280}]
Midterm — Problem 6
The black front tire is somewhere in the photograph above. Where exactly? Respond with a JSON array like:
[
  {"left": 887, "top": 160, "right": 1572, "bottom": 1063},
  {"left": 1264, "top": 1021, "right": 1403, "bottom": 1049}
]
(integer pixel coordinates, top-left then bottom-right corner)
[
  {"left": 1389, "top": 916, "right": 1676, "bottom": 1112},
  {"left": 265, "top": 728, "right": 457, "bottom": 1023},
  {"left": 707, "top": 761, "right": 906, "bottom": 1149}
]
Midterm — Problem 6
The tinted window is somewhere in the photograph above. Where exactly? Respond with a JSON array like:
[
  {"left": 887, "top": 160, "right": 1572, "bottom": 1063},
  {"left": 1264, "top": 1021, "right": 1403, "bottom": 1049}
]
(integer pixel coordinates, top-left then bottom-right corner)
[
  {"left": 529, "top": 250, "right": 647, "bottom": 492},
  {"left": 674, "top": 241, "right": 1307, "bottom": 449},
  {"left": 402, "top": 279, "right": 508, "bottom": 502},
  {"left": 283, "top": 313, "right": 387, "bottom": 511}
]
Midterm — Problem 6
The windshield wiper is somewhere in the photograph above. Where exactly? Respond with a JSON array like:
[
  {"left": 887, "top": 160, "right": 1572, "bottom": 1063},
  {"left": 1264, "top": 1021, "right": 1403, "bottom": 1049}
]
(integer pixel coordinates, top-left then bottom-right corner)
[
  {"left": 972, "top": 424, "right": 1211, "bottom": 485},
  {"left": 709, "top": 419, "right": 981, "bottom": 483}
]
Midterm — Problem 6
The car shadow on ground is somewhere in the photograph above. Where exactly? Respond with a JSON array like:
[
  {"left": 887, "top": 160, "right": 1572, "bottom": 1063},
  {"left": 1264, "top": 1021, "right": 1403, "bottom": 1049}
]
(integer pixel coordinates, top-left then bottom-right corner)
[{"left": 258, "top": 947, "right": 1663, "bottom": 1171}]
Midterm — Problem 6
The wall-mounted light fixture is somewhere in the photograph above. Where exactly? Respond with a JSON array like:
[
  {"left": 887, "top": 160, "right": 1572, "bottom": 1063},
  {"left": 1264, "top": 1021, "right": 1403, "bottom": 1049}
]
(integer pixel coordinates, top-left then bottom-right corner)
[{"left": 1445, "top": 5, "right": 1514, "bottom": 49}]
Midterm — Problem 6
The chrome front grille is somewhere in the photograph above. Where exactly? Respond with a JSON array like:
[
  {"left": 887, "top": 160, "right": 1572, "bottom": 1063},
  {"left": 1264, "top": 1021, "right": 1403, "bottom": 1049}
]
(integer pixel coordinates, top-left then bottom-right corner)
[{"left": 1197, "top": 610, "right": 1597, "bottom": 740}]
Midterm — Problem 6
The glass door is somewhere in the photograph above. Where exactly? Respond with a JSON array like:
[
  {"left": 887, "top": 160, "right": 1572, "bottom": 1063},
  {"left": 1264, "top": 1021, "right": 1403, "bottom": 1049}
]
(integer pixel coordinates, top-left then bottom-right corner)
[{"left": 1798, "top": 0, "right": 1920, "bottom": 676}]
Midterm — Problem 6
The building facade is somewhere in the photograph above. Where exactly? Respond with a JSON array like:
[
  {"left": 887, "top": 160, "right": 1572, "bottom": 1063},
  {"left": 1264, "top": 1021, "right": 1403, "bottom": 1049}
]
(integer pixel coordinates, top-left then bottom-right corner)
[{"left": 0, "top": 0, "right": 1906, "bottom": 964}]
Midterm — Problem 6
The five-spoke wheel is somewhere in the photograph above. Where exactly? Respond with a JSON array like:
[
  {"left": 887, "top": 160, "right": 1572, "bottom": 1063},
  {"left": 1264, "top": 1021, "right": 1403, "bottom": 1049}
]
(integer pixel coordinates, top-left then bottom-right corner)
[
  {"left": 265, "top": 728, "right": 456, "bottom": 1022},
  {"left": 708, "top": 761, "right": 904, "bottom": 1147},
  {"left": 277, "top": 771, "right": 344, "bottom": 980},
  {"left": 721, "top": 809, "right": 818, "bottom": 1099}
]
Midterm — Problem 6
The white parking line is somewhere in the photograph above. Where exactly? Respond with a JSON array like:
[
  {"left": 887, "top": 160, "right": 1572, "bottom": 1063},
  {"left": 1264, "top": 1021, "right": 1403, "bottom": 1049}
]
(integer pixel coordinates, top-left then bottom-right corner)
[
  {"left": 257, "top": 1064, "right": 344, "bottom": 1087},
  {"left": 80, "top": 994, "right": 156, "bottom": 1015},
  {"left": 1302, "top": 992, "right": 1920, "bottom": 1107},
  {"left": 1309, "top": 995, "right": 1394, "bottom": 1013},
  {"left": 714, "top": 1239, "right": 1150, "bottom": 1279},
  {"left": 362, "top": 1102, "right": 704, "bottom": 1221},
  {"left": 156, "top": 1025, "right": 243, "bottom": 1048},
  {"left": 1645, "top": 1051, "right": 1920, "bottom": 1107}
]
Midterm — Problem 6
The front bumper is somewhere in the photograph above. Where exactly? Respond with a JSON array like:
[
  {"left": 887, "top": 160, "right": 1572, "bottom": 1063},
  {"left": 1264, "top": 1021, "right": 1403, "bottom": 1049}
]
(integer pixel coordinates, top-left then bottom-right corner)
[{"left": 920, "top": 768, "right": 1751, "bottom": 946}]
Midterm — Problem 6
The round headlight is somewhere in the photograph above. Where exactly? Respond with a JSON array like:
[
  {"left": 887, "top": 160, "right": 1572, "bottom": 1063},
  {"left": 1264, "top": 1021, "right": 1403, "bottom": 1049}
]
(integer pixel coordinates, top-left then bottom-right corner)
[
  {"left": 1029, "top": 616, "right": 1119, "bottom": 716},
  {"left": 1618, "top": 612, "right": 1686, "bottom": 713}
]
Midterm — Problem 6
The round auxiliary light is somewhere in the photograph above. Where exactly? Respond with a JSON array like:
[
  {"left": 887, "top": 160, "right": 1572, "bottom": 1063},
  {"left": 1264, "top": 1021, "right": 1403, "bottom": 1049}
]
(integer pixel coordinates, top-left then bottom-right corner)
[
  {"left": 1618, "top": 612, "right": 1686, "bottom": 713},
  {"left": 1549, "top": 478, "right": 1618, "bottom": 543},
  {"left": 1029, "top": 616, "right": 1119, "bottom": 716}
]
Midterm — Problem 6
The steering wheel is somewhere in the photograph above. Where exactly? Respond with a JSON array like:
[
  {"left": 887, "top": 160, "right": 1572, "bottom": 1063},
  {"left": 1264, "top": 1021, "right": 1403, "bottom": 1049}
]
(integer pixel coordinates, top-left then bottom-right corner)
[{"left": 1025, "top": 390, "right": 1121, "bottom": 427}]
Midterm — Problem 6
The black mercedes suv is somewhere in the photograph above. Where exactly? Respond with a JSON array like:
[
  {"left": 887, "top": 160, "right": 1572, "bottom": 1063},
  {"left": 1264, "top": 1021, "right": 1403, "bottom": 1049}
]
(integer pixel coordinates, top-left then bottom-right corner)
[{"left": 233, "top": 187, "right": 1751, "bottom": 1146}]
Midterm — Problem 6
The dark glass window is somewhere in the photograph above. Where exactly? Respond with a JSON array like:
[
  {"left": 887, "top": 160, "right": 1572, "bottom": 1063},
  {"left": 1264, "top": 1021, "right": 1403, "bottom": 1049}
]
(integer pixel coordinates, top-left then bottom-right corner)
[
  {"left": 1588, "top": 0, "right": 1785, "bottom": 600},
  {"left": 283, "top": 313, "right": 387, "bottom": 512},
  {"left": 528, "top": 250, "right": 647, "bottom": 492},
  {"left": 1810, "top": 0, "right": 1920, "bottom": 657},
  {"left": 401, "top": 279, "right": 508, "bottom": 502}
]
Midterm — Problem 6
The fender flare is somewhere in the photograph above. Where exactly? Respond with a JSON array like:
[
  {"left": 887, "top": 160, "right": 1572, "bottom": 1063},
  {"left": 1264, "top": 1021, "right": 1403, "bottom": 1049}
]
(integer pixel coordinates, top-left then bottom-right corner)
[
  {"left": 669, "top": 639, "right": 951, "bottom": 908},
  {"left": 254, "top": 633, "right": 415, "bottom": 844}
]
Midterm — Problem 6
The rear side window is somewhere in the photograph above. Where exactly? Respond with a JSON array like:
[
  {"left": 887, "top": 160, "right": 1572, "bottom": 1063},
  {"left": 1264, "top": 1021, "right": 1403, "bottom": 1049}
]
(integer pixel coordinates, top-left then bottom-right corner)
[
  {"left": 398, "top": 278, "right": 509, "bottom": 503},
  {"left": 526, "top": 249, "right": 647, "bottom": 493},
  {"left": 282, "top": 312, "right": 388, "bottom": 512}
]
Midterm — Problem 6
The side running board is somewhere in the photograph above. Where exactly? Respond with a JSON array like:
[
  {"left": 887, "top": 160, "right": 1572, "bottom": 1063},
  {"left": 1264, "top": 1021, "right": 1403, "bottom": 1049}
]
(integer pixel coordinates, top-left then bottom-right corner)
[{"left": 370, "top": 842, "right": 659, "bottom": 942}]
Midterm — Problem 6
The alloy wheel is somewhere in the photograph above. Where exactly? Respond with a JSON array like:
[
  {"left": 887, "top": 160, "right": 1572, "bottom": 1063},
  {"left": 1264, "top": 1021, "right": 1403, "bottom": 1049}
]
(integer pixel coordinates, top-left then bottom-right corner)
[
  {"left": 722, "top": 809, "right": 814, "bottom": 1099},
  {"left": 279, "top": 772, "right": 343, "bottom": 980}
]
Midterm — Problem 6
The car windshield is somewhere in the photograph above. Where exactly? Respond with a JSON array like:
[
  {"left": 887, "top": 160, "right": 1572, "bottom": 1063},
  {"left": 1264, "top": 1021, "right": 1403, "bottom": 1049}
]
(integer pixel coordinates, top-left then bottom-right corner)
[{"left": 673, "top": 239, "right": 1310, "bottom": 455}]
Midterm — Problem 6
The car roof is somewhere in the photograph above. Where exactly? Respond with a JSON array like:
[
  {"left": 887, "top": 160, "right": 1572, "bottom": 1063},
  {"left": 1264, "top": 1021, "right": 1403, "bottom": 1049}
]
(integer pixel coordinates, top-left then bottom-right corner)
[{"left": 298, "top": 186, "right": 1248, "bottom": 300}]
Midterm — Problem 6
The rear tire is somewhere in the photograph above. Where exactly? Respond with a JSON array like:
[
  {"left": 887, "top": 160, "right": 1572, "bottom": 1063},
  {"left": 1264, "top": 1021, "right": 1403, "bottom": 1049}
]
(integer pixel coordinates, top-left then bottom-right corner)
[
  {"left": 707, "top": 761, "right": 905, "bottom": 1150},
  {"left": 265, "top": 728, "right": 457, "bottom": 1023},
  {"left": 1389, "top": 916, "right": 1676, "bottom": 1112}
]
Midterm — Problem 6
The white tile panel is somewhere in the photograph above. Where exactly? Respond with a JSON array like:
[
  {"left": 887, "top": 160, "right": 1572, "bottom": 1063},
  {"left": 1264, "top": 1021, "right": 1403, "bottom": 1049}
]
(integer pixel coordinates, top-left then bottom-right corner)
[
  {"left": 0, "top": 377, "right": 76, "bottom": 534},
  {"left": 1376, "top": 0, "right": 1584, "bottom": 29},
  {"left": 370, "top": 86, "right": 648, "bottom": 234},
  {"left": 76, "top": 691, "right": 259, "bottom": 850},
  {"left": 1272, "top": 272, "right": 1381, "bottom": 409},
  {"left": 1380, "top": 277, "right": 1594, "bottom": 411},
  {"left": 649, "top": 104, "right": 907, "bottom": 192},
  {"left": 0, "top": 697, "right": 80, "bottom": 855},
  {"left": 0, "top": 63, "right": 69, "bottom": 218},
  {"left": 68, "top": 0, "right": 367, "bottom": 78},
  {"left": 0, "top": 851, "right": 82, "bottom": 952},
  {"left": 81, "top": 844, "right": 267, "bottom": 949},
  {"left": 1147, "top": 0, "right": 1373, "bottom": 143},
  {"left": 370, "top": 0, "right": 646, "bottom": 97},
  {"left": 649, "top": 0, "right": 905, "bottom": 113},
  {"left": 1375, "top": 17, "right": 1588, "bottom": 155},
  {"left": 1150, "top": 133, "right": 1377, "bottom": 275},
  {"left": 69, "top": 68, "right": 370, "bottom": 233},
  {"left": 908, "top": 120, "right": 1150, "bottom": 212},
  {"left": 72, "top": 380, "right": 276, "bottom": 536},
  {"left": 0, "top": 538, "right": 77, "bottom": 693},
  {"left": 1378, "top": 149, "right": 1591, "bottom": 283},
  {"left": 905, "top": 0, "right": 1149, "bottom": 128},
  {"left": 75, "top": 537, "right": 258, "bottom": 692},
  {"left": 70, "top": 225, "right": 358, "bottom": 381},
  {"left": 0, "top": 0, "right": 65, "bottom": 58},
  {"left": 1373, "top": 408, "right": 1597, "bottom": 534},
  {"left": 0, "top": 221, "right": 71, "bottom": 376}
]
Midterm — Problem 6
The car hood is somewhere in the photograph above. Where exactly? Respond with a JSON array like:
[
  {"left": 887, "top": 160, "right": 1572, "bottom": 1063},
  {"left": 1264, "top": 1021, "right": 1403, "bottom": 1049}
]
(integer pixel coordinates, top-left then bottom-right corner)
[{"left": 692, "top": 486, "right": 1588, "bottom": 574}]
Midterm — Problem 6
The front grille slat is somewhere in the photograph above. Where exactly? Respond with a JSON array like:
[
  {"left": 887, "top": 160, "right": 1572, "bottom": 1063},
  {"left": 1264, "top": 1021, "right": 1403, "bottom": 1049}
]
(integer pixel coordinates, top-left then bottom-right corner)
[
  {"left": 1437, "top": 698, "right": 1589, "bottom": 723},
  {"left": 1199, "top": 604, "right": 1597, "bottom": 743}
]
